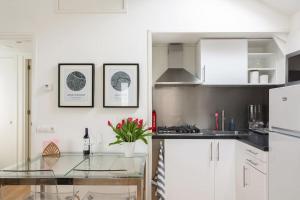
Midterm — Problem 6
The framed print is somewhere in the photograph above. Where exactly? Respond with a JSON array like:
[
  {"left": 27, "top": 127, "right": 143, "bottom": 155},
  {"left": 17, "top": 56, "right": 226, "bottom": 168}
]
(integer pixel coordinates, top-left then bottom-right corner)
[
  {"left": 58, "top": 63, "right": 94, "bottom": 107},
  {"left": 103, "top": 63, "right": 139, "bottom": 108}
]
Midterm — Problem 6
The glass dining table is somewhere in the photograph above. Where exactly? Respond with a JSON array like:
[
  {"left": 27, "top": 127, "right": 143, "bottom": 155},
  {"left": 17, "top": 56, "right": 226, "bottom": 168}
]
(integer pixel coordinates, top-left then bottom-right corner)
[{"left": 0, "top": 153, "right": 147, "bottom": 200}]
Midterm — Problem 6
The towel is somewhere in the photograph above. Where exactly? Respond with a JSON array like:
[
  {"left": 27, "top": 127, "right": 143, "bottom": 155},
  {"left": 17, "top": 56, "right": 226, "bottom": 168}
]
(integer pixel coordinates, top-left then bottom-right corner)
[{"left": 154, "top": 142, "right": 166, "bottom": 200}]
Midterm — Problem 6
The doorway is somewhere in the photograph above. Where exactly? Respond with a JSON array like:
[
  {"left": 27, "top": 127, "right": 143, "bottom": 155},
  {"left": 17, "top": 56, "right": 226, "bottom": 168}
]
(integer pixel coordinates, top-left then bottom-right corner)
[{"left": 0, "top": 38, "right": 32, "bottom": 168}]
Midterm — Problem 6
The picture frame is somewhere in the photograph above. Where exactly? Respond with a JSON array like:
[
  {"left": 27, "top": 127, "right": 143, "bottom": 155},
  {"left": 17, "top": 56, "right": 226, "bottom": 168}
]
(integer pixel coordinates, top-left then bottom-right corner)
[
  {"left": 58, "top": 63, "right": 94, "bottom": 107},
  {"left": 103, "top": 63, "right": 139, "bottom": 108}
]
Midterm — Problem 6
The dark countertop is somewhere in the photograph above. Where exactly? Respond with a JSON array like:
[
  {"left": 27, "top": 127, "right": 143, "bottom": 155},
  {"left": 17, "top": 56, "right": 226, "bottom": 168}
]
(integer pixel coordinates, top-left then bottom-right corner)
[{"left": 152, "top": 129, "right": 269, "bottom": 151}]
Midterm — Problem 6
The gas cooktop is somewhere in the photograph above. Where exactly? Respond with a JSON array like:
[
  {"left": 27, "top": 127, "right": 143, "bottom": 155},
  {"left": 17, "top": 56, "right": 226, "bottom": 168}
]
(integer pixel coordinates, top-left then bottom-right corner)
[{"left": 157, "top": 125, "right": 201, "bottom": 134}]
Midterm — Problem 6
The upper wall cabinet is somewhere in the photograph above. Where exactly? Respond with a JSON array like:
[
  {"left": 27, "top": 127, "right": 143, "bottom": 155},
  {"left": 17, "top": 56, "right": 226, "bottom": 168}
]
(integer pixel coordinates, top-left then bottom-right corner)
[
  {"left": 199, "top": 39, "right": 248, "bottom": 85},
  {"left": 56, "top": 0, "right": 127, "bottom": 13},
  {"left": 198, "top": 38, "right": 286, "bottom": 86},
  {"left": 247, "top": 39, "right": 285, "bottom": 85}
]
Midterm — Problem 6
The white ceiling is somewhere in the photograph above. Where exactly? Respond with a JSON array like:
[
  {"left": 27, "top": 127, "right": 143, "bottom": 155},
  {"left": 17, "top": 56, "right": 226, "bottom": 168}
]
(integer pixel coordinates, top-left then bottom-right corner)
[{"left": 259, "top": 0, "right": 300, "bottom": 15}]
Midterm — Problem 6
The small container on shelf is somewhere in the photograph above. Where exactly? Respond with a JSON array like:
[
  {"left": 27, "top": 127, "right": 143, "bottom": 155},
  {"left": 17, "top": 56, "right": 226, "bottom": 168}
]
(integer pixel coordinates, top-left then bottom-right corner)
[
  {"left": 259, "top": 74, "right": 269, "bottom": 84},
  {"left": 249, "top": 70, "right": 259, "bottom": 84}
]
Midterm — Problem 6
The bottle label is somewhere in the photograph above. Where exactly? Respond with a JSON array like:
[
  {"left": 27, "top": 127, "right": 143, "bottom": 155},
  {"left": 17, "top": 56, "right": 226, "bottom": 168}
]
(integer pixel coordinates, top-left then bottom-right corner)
[{"left": 83, "top": 139, "right": 90, "bottom": 151}]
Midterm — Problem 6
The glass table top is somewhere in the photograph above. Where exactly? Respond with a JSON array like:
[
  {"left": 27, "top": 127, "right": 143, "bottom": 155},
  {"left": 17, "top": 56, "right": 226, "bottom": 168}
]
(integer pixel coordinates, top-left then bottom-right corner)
[
  {"left": 70, "top": 154, "right": 146, "bottom": 178},
  {"left": 0, "top": 153, "right": 147, "bottom": 179}
]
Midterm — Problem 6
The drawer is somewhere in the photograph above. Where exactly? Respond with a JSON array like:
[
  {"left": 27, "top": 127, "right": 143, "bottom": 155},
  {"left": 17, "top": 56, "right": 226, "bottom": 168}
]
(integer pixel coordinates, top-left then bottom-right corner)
[
  {"left": 244, "top": 153, "right": 267, "bottom": 174},
  {"left": 237, "top": 141, "right": 268, "bottom": 162},
  {"left": 244, "top": 145, "right": 268, "bottom": 163}
]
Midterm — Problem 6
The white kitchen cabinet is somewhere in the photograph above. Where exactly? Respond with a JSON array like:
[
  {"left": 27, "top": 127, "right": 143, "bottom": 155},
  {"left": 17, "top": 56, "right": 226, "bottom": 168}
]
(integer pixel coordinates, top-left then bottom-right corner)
[
  {"left": 165, "top": 139, "right": 235, "bottom": 200},
  {"left": 214, "top": 140, "right": 236, "bottom": 200},
  {"left": 236, "top": 141, "right": 268, "bottom": 200},
  {"left": 269, "top": 84, "right": 300, "bottom": 131},
  {"left": 245, "top": 163, "right": 267, "bottom": 200},
  {"left": 165, "top": 139, "right": 214, "bottom": 200},
  {"left": 200, "top": 39, "right": 248, "bottom": 85}
]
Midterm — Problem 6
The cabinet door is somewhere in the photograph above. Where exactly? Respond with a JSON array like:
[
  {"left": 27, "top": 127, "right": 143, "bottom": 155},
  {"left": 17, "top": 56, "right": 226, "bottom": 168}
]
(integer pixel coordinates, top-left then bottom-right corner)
[
  {"left": 270, "top": 85, "right": 300, "bottom": 131},
  {"left": 245, "top": 164, "right": 267, "bottom": 200},
  {"left": 200, "top": 39, "right": 247, "bottom": 85},
  {"left": 165, "top": 139, "right": 214, "bottom": 200},
  {"left": 236, "top": 142, "right": 247, "bottom": 200},
  {"left": 214, "top": 140, "right": 236, "bottom": 200}
]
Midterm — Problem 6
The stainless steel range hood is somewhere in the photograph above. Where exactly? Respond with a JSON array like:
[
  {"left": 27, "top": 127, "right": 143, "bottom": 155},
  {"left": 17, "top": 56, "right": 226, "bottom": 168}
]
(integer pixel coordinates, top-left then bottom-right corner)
[{"left": 155, "top": 44, "right": 201, "bottom": 85}]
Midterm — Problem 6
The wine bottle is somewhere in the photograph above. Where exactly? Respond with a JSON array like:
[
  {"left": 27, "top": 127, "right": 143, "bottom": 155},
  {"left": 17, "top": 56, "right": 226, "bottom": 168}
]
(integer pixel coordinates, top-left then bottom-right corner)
[{"left": 83, "top": 128, "right": 90, "bottom": 155}]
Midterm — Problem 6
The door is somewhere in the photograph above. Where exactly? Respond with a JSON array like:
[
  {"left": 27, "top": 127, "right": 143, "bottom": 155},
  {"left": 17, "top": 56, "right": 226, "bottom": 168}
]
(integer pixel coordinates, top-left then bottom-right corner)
[
  {"left": 269, "top": 131, "right": 300, "bottom": 200},
  {"left": 214, "top": 140, "right": 236, "bottom": 200},
  {"left": 165, "top": 139, "right": 214, "bottom": 200},
  {"left": 0, "top": 57, "right": 18, "bottom": 168},
  {"left": 269, "top": 85, "right": 300, "bottom": 131},
  {"left": 200, "top": 39, "right": 247, "bottom": 85},
  {"left": 245, "top": 163, "right": 267, "bottom": 200}
]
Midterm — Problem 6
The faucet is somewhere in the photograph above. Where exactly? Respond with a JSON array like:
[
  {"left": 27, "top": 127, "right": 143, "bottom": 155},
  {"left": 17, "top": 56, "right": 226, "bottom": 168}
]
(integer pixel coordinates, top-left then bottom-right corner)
[{"left": 221, "top": 110, "right": 225, "bottom": 131}]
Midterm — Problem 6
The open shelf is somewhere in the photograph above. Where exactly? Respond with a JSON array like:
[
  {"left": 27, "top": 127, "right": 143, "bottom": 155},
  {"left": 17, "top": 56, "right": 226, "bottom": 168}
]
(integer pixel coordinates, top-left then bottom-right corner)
[
  {"left": 247, "top": 39, "right": 279, "bottom": 85},
  {"left": 248, "top": 68, "right": 276, "bottom": 71},
  {"left": 248, "top": 53, "right": 273, "bottom": 56}
]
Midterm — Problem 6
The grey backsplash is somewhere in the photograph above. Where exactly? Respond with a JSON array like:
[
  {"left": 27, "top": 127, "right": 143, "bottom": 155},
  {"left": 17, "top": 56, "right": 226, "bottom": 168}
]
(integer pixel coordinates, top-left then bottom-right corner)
[{"left": 153, "top": 86, "right": 271, "bottom": 130}]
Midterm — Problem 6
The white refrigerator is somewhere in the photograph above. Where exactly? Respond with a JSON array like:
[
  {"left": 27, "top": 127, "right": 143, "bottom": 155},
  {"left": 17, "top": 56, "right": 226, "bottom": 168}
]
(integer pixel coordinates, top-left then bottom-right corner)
[{"left": 269, "top": 84, "right": 300, "bottom": 200}]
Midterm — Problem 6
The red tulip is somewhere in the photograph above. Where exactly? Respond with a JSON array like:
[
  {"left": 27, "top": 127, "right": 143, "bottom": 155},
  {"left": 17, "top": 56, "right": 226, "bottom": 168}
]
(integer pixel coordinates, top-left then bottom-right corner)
[
  {"left": 117, "top": 123, "right": 121, "bottom": 129},
  {"left": 138, "top": 124, "right": 142, "bottom": 128},
  {"left": 108, "top": 120, "right": 112, "bottom": 126},
  {"left": 134, "top": 118, "right": 138, "bottom": 124},
  {"left": 122, "top": 119, "right": 125, "bottom": 125},
  {"left": 128, "top": 117, "right": 133, "bottom": 122},
  {"left": 139, "top": 119, "right": 143, "bottom": 125}
]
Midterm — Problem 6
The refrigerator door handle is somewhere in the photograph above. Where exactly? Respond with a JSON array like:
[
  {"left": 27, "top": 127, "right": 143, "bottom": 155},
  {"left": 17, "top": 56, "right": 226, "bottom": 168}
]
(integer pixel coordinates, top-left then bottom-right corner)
[{"left": 271, "top": 127, "right": 300, "bottom": 139}]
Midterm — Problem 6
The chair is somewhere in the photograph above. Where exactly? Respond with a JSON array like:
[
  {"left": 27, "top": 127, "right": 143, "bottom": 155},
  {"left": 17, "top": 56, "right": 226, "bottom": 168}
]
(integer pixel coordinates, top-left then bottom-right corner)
[
  {"left": 81, "top": 191, "right": 136, "bottom": 200},
  {"left": 71, "top": 169, "right": 137, "bottom": 200}
]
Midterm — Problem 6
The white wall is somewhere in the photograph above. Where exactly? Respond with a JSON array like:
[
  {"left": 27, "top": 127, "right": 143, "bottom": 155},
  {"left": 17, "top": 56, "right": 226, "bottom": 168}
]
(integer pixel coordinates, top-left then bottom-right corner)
[
  {"left": 287, "top": 11, "right": 300, "bottom": 53},
  {"left": 0, "top": 0, "right": 290, "bottom": 155}
]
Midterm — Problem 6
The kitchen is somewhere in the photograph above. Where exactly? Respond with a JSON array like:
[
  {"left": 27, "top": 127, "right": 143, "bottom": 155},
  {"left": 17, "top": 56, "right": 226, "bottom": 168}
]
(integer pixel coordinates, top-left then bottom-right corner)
[
  {"left": 151, "top": 32, "right": 300, "bottom": 200},
  {"left": 0, "top": 0, "right": 300, "bottom": 200}
]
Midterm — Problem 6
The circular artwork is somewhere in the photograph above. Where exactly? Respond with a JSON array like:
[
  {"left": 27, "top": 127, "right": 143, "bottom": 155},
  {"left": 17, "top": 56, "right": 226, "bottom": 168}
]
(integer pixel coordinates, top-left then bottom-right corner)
[
  {"left": 111, "top": 71, "right": 131, "bottom": 91},
  {"left": 66, "top": 71, "right": 86, "bottom": 91}
]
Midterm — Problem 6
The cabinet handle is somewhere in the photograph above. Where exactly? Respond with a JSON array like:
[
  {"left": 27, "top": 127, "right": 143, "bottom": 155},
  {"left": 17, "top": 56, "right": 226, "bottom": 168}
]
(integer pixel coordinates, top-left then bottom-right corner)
[
  {"left": 282, "top": 97, "right": 287, "bottom": 101},
  {"left": 217, "top": 142, "right": 220, "bottom": 161},
  {"left": 210, "top": 142, "right": 213, "bottom": 161},
  {"left": 246, "top": 149, "right": 258, "bottom": 155},
  {"left": 202, "top": 65, "right": 206, "bottom": 82},
  {"left": 247, "top": 159, "right": 258, "bottom": 166},
  {"left": 243, "top": 166, "right": 247, "bottom": 187}
]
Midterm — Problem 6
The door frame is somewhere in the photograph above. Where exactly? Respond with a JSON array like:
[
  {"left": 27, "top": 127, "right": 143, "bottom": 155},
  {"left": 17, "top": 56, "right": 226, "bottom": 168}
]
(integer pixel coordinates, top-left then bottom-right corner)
[{"left": 0, "top": 34, "right": 34, "bottom": 164}]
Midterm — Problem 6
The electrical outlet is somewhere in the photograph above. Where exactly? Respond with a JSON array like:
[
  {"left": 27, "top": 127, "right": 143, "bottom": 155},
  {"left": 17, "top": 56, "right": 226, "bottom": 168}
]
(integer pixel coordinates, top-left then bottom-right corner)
[{"left": 36, "top": 126, "right": 55, "bottom": 134}]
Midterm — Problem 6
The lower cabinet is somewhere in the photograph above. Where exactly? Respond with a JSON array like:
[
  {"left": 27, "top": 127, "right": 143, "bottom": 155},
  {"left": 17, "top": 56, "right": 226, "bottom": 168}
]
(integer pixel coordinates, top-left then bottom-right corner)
[
  {"left": 164, "top": 139, "right": 235, "bottom": 200},
  {"left": 214, "top": 140, "right": 236, "bottom": 200},
  {"left": 236, "top": 141, "right": 268, "bottom": 200}
]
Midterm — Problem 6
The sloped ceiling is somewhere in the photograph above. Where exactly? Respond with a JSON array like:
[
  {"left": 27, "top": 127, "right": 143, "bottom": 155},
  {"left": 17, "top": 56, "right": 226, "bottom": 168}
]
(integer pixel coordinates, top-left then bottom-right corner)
[{"left": 259, "top": 0, "right": 300, "bottom": 15}]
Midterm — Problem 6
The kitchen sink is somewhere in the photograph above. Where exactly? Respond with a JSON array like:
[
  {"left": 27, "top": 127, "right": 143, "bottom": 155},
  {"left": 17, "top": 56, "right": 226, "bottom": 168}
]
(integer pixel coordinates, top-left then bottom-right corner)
[{"left": 201, "top": 130, "right": 249, "bottom": 136}]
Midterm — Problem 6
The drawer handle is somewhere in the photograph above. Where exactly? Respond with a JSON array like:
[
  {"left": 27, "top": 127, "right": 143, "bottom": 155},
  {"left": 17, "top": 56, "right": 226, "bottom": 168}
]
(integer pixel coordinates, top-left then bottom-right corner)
[
  {"left": 247, "top": 149, "right": 258, "bottom": 155},
  {"left": 210, "top": 142, "right": 213, "bottom": 161},
  {"left": 243, "top": 166, "right": 248, "bottom": 188},
  {"left": 247, "top": 159, "right": 258, "bottom": 166},
  {"left": 282, "top": 97, "right": 287, "bottom": 101}
]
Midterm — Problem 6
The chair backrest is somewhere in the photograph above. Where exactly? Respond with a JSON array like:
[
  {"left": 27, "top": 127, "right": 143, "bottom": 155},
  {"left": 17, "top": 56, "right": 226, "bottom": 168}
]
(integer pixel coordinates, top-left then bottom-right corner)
[{"left": 82, "top": 191, "right": 136, "bottom": 200}]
